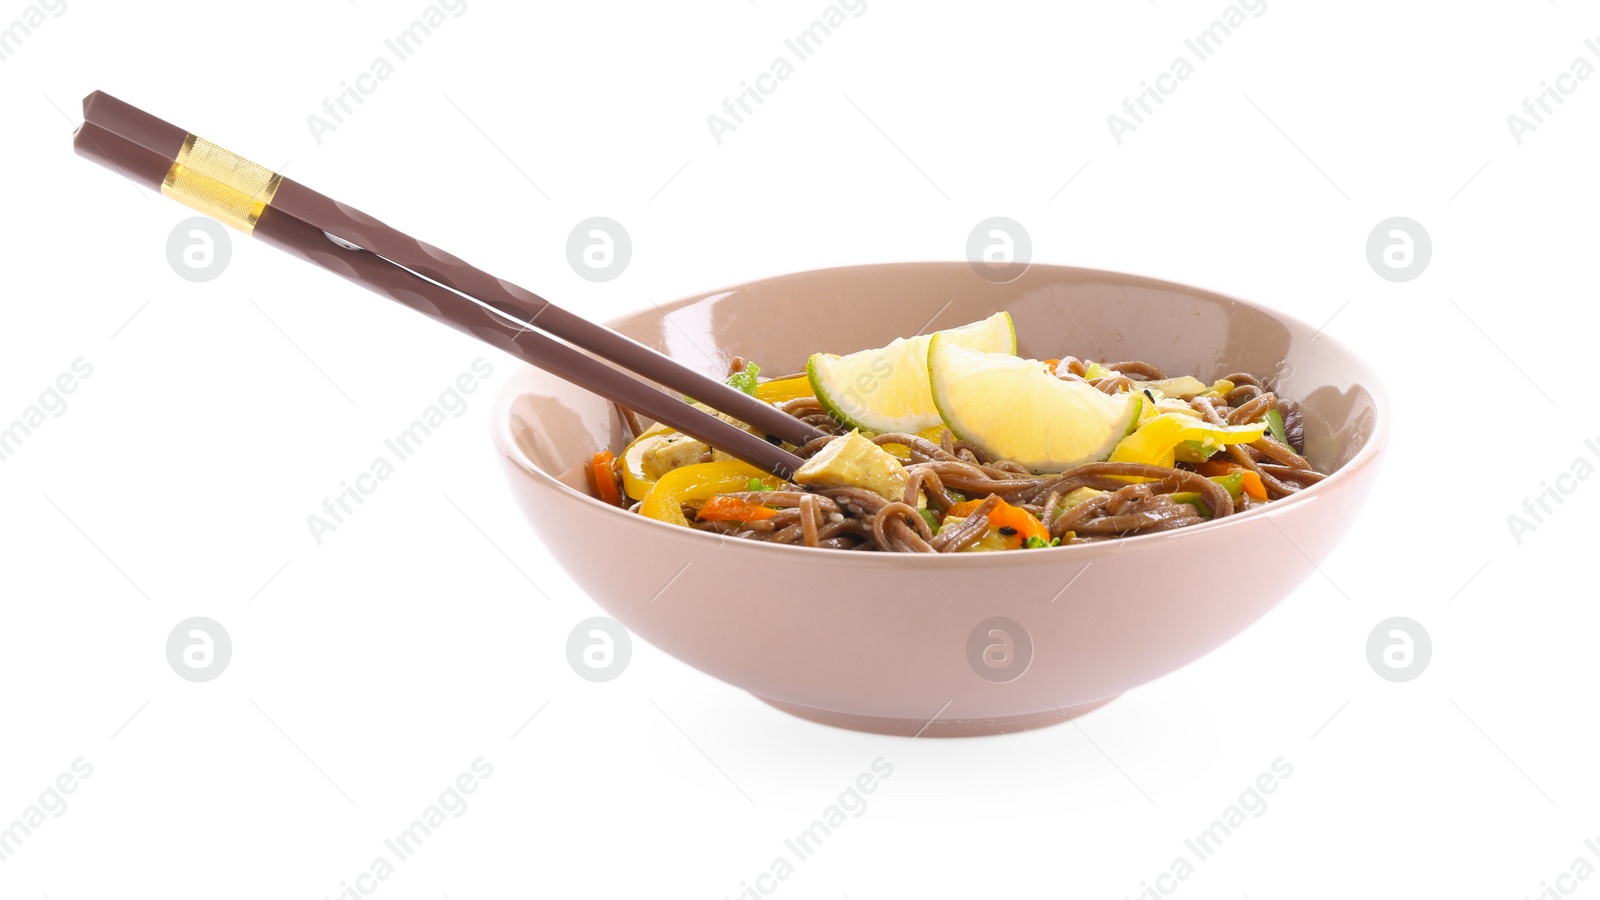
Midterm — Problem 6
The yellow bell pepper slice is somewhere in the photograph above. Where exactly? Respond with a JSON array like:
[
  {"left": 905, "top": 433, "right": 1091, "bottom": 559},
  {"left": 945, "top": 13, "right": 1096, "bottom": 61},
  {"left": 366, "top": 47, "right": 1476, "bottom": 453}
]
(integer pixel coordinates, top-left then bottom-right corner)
[
  {"left": 639, "top": 460, "right": 784, "bottom": 527},
  {"left": 1109, "top": 413, "right": 1267, "bottom": 468},
  {"left": 753, "top": 376, "right": 815, "bottom": 404},
  {"left": 619, "top": 425, "right": 677, "bottom": 501}
]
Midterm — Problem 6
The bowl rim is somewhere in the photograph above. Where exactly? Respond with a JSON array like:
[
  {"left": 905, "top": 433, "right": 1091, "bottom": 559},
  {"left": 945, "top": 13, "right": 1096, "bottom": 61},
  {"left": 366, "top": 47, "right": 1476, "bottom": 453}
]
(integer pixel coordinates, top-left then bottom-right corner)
[{"left": 492, "top": 261, "right": 1391, "bottom": 564}]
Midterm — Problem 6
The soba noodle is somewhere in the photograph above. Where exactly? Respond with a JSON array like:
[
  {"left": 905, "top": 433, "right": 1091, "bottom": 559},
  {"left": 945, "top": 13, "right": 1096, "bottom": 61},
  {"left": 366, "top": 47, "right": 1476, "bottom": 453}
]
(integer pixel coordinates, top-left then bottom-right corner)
[{"left": 603, "top": 360, "right": 1318, "bottom": 552}]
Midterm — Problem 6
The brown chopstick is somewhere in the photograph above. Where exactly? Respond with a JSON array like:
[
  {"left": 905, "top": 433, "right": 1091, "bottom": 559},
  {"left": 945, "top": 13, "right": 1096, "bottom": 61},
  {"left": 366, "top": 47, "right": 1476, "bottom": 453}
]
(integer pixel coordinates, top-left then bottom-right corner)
[
  {"left": 72, "top": 124, "right": 807, "bottom": 478},
  {"left": 73, "top": 92, "right": 819, "bottom": 478},
  {"left": 78, "top": 92, "right": 820, "bottom": 449}
]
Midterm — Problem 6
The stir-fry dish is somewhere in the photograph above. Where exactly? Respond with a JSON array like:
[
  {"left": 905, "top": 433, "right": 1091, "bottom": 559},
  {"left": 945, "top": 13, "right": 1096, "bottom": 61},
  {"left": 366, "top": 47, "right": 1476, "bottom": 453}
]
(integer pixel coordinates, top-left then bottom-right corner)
[{"left": 585, "top": 313, "right": 1322, "bottom": 552}]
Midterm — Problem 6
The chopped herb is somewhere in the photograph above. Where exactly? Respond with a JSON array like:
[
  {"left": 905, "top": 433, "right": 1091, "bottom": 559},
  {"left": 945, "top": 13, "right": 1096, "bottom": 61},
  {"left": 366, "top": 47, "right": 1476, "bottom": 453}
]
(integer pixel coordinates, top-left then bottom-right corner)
[
  {"left": 1264, "top": 408, "right": 1289, "bottom": 446},
  {"left": 746, "top": 478, "right": 768, "bottom": 492},
  {"left": 1024, "top": 535, "right": 1062, "bottom": 549},
  {"left": 726, "top": 361, "right": 761, "bottom": 396}
]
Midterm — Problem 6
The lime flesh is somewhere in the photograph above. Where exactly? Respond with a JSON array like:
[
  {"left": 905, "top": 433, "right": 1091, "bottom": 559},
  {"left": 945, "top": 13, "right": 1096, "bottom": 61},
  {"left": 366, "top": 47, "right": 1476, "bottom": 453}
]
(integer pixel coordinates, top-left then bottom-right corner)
[{"left": 928, "top": 335, "right": 1141, "bottom": 473}]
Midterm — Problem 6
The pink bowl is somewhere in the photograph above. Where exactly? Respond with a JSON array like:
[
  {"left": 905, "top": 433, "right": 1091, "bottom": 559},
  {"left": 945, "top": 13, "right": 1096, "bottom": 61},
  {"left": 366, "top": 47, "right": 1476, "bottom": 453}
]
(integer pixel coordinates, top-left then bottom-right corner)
[{"left": 492, "top": 263, "right": 1388, "bottom": 736}]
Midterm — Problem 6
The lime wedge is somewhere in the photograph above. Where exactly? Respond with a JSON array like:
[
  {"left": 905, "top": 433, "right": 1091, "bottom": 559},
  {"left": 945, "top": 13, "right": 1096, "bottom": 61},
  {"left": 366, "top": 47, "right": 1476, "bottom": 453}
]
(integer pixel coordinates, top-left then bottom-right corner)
[
  {"left": 807, "top": 312, "right": 1015, "bottom": 433},
  {"left": 928, "top": 334, "right": 1141, "bottom": 473}
]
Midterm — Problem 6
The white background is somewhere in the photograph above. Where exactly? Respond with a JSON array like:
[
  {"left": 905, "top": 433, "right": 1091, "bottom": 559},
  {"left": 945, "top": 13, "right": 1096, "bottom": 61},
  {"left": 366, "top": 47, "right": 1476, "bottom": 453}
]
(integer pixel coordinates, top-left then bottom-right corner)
[{"left": 2, "top": 1, "right": 1598, "bottom": 898}]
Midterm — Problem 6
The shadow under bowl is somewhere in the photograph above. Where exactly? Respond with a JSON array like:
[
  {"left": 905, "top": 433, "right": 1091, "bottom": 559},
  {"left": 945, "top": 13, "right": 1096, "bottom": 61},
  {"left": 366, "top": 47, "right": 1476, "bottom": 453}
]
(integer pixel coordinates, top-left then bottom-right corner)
[{"left": 493, "top": 262, "right": 1388, "bottom": 737}]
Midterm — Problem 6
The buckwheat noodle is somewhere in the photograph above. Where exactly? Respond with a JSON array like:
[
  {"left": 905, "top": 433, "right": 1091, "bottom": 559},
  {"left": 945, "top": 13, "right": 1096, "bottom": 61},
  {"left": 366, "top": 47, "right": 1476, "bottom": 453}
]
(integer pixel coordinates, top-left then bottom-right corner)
[{"left": 622, "top": 361, "right": 1319, "bottom": 551}]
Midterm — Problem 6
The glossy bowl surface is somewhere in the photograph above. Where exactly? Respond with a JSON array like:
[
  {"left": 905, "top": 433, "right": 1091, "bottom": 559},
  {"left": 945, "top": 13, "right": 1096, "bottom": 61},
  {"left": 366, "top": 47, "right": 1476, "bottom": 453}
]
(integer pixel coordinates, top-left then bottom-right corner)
[{"left": 493, "top": 263, "right": 1387, "bottom": 736}]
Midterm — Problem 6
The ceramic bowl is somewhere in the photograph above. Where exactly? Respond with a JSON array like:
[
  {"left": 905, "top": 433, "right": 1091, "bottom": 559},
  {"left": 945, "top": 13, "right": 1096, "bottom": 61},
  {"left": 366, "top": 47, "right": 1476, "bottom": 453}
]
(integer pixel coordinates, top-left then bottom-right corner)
[{"left": 492, "top": 263, "right": 1387, "bottom": 737}]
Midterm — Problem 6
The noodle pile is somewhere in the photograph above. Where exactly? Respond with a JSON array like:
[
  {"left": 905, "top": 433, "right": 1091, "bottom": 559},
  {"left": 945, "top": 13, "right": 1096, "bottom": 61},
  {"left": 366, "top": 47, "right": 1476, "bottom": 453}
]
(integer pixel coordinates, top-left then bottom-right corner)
[{"left": 611, "top": 359, "right": 1321, "bottom": 552}]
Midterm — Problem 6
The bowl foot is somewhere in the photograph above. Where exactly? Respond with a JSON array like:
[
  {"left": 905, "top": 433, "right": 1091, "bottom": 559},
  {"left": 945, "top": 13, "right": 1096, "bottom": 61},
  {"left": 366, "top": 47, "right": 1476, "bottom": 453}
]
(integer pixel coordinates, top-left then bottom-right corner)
[{"left": 752, "top": 694, "right": 1120, "bottom": 738}]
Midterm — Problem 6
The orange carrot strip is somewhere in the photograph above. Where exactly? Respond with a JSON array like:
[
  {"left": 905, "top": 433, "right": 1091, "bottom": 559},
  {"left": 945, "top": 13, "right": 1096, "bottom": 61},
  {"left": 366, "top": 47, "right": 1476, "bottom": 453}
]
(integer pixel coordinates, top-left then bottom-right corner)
[
  {"left": 941, "top": 495, "right": 1048, "bottom": 549},
  {"left": 1239, "top": 470, "right": 1268, "bottom": 502},
  {"left": 695, "top": 495, "right": 777, "bottom": 522}
]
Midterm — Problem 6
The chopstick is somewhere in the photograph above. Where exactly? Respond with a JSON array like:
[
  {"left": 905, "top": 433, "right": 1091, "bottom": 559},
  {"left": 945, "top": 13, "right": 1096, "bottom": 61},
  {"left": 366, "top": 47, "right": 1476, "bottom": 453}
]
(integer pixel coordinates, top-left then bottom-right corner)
[{"left": 72, "top": 92, "right": 821, "bottom": 478}]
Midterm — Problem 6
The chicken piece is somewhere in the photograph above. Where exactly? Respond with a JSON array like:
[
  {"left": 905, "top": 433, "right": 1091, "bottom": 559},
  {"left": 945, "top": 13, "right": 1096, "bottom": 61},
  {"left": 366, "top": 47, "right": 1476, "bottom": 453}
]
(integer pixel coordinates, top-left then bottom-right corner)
[
  {"left": 641, "top": 434, "right": 710, "bottom": 479},
  {"left": 792, "top": 430, "right": 908, "bottom": 503}
]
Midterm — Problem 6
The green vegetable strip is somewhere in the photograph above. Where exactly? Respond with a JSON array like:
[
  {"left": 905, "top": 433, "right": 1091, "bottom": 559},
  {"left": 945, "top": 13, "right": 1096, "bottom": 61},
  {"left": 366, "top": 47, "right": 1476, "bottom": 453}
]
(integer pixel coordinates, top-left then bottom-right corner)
[
  {"left": 1265, "top": 408, "right": 1289, "bottom": 447},
  {"left": 726, "top": 361, "right": 761, "bottom": 396},
  {"left": 1209, "top": 472, "right": 1244, "bottom": 499}
]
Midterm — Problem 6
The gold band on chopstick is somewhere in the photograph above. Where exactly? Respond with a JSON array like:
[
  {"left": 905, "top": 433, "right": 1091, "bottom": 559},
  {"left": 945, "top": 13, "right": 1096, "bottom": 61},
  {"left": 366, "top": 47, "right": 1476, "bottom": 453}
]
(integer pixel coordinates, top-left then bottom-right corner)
[{"left": 160, "top": 134, "right": 282, "bottom": 234}]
